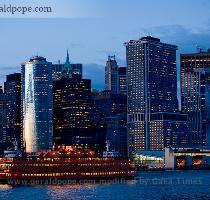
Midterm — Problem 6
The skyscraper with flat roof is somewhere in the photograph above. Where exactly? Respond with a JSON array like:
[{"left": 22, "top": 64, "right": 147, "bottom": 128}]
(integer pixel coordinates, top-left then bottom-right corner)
[
  {"left": 125, "top": 36, "right": 190, "bottom": 153},
  {"left": 4, "top": 73, "right": 21, "bottom": 149},
  {"left": 181, "top": 51, "right": 210, "bottom": 146},
  {"left": 21, "top": 56, "right": 53, "bottom": 153},
  {"left": 53, "top": 74, "right": 93, "bottom": 147}
]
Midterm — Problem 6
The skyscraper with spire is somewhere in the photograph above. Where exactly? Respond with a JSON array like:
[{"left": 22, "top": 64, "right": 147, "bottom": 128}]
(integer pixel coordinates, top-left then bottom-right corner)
[
  {"left": 64, "top": 49, "right": 72, "bottom": 73},
  {"left": 52, "top": 50, "right": 82, "bottom": 81}
]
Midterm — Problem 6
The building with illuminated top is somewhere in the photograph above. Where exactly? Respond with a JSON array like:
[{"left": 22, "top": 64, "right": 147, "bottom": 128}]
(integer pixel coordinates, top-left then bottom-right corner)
[
  {"left": 21, "top": 56, "right": 53, "bottom": 153},
  {"left": 125, "top": 36, "right": 190, "bottom": 153}
]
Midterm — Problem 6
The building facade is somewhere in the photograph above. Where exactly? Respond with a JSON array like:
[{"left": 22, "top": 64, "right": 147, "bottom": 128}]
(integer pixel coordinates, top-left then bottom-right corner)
[
  {"left": 125, "top": 36, "right": 190, "bottom": 153},
  {"left": 118, "top": 67, "right": 127, "bottom": 95},
  {"left": 21, "top": 56, "right": 53, "bottom": 153},
  {"left": 92, "top": 90, "right": 127, "bottom": 156},
  {"left": 105, "top": 56, "right": 119, "bottom": 93},
  {"left": 4, "top": 73, "right": 21, "bottom": 148},
  {"left": 0, "top": 86, "right": 6, "bottom": 144},
  {"left": 53, "top": 74, "right": 93, "bottom": 147},
  {"left": 181, "top": 51, "right": 210, "bottom": 146}
]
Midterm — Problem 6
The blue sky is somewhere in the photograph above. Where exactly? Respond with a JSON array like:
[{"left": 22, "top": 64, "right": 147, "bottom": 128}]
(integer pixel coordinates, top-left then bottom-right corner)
[{"left": 0, "top": 0, "right": 210, "bottom": 91}]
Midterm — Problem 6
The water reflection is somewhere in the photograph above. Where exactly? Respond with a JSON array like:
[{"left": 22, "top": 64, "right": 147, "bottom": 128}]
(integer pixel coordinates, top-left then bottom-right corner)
[{"left": 0, "top": 171, "right": 209, "bottom": 200}]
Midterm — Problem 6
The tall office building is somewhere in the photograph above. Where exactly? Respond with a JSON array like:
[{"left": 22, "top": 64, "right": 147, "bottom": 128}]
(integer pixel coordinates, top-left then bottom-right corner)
[
  {"left": 105, "top": 56, "right": 119, "bottom": 93},
  {"left": 53, "top": 74, "right": 93, "bottom": 147},
  {"left": 125, "top": 36, "right": 190, "bottom": 153},
  {"left": 4, "top": 73, "right": 21, "bottom": 148},
  {"left": 0, "top": 86, "right": 6, "bottom": 144},
  {"left": 181, "top": 51, "right": 210, "bottom": 146},
  {"left": 21, "top": 56, "right": 53, "bottom": 153},
  {"left": 71, "top": 64, "right": 83, "bottom": 77},
  {"left": 52, "top": 61, "right": 64, "bottom": 81},
  {"left": 118, "top": 67, "right": 127, "bottom": 95}
]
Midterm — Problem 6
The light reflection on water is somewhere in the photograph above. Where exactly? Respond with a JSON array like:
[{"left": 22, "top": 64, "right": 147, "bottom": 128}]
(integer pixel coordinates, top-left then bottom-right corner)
[{"left": 0, "top": 171, "right": 210, "bottom": 200}]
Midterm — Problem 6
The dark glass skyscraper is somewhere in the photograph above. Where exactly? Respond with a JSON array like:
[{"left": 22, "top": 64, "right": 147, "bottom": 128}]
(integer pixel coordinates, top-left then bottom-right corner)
[
  {"left": 105, "top": 56, "right": 119, "bottom": 93},
  {"left": 92, "top": 90, "right": 127, "bottom": 156},
  {"left": 4, "top": 73, "right": 21, "bottom": 148},
  {"left": 125, "top": 36, "right": 190, "bottom": 153},
  {"left": 53, "top": 74, "right": 93, "bottom": 147},
  {"left": 21, "top": 56, "right": 53, "bottom": 153},
  {"left": 181, "top": 51, "right": 210, "bottom": 146},
  {"left": 0, "top": 86, "right": 6, "bottom": 144}
]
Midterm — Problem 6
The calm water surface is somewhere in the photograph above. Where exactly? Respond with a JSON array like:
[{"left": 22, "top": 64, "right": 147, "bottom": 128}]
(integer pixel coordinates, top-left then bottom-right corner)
[{"left": 0, "top": 171, "right": 210, "bottom": 200}]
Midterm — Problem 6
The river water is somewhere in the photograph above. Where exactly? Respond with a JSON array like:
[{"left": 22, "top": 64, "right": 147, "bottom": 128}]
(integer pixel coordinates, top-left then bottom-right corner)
[{"left": 0, "top": 170, "right": 210, "bottom": 200}]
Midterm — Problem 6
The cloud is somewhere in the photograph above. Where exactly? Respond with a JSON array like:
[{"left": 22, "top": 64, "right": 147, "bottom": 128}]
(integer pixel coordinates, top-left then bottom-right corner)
[
  {"left": 142, "top": 24, "right": 210, "bottom": 53},
  {"left": 83, "top": 63, "right": 104, "bottom": 90}
]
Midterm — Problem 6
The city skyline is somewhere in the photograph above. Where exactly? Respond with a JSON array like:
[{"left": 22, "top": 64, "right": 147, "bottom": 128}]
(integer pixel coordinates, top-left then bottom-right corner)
[{"left": 1, "top": 0, "right": 210, "bottom": 90}]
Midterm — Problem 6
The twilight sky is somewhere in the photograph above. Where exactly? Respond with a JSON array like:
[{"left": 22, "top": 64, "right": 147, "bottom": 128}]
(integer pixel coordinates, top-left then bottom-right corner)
[{"left": 1, "top": 0, "right": 210, "bottom": 91}]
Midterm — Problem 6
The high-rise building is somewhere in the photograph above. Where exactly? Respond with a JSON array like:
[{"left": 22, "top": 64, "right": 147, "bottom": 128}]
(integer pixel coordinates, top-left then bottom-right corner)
[
  {"left": 53, "top": 74, "right": 93, "bottom": 147},
  {"left": 4, "top": 73, "right": 21, "bottom": 148},
  {"left": 105, "top": 56, "right": 119, "bottom": 93},
  {"left": 125, "top": 36, "right": 190, "bottom": 153},
  {"left": 118, "top": 67, "right": 127, "bottom": 95},
  {"left": 0, "top": 86, "right": 6, "bottom": 144},
  {"left": 92, "top": 90, "right": 127, "bottom": 156},
  {"left": 71, "top": 64, "right": 83, "bottom": 77},
  {"left": 21, "top": 56, "right": 53, "bottom": 153},
  {"left": 181, "top": 51, "right": 210, "bottom": 146},
  {"left": 52, "top": 61, "right": 64, "bottom": 81}
]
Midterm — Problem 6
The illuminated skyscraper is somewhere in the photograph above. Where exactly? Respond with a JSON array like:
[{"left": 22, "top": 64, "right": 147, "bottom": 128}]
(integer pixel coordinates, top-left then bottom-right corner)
[
  {"left": 125, "top": 36, "right": 190, "bottom": 153},
  {"left": 181, "top": 51, "right": 210, "bottom": 146},
  {"left": 53, "top": 74, "right": 93, "bottom": 146},
  {"left": 21, "top": 56, "right": 53, "bottom": 153},
  {"left": 105, "top": 56, "right": 119, "bottom": 93}
]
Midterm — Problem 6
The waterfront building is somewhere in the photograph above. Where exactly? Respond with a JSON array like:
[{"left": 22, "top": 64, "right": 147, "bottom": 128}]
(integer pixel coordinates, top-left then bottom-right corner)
[
  {"left": 105, "top": 56, "right": 119, "bottom": 93},
  {"left": 21, "top": 56, "right": 53, "bottom": 153},
  {"left": 165, "top": 146, "right": 210, "bottom": 170},
  {"left": 125, "top": 36, "right": 190, "bottom": 153},
  {"left": 181, "top": 51, "right": 210, "bottom": 146},
  {"left": 118, "top": 67, "right": 127, "bottom": 95},
  {"left": 4, "top": 73, "right": 21, "bottom": 148}
]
